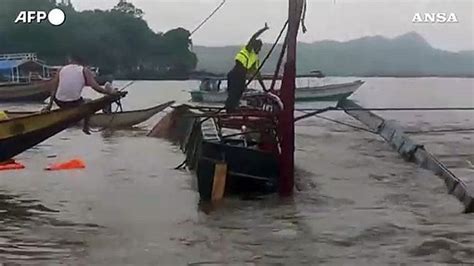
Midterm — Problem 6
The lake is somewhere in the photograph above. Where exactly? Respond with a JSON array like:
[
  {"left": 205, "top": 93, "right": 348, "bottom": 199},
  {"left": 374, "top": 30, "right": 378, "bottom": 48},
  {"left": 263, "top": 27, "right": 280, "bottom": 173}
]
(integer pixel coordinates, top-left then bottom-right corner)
[{"left": 0, "top": 77, "right": 473, "bottom": 264}]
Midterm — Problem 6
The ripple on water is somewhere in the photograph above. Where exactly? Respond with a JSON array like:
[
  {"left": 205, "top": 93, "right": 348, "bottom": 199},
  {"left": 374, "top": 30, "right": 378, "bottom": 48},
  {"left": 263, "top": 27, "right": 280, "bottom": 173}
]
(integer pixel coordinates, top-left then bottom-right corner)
[
  {"left": 0, "top": 192, "right": 100, "bottom": 263},
  {"left": 407, "top": 237, "right": 474, "bottom": 264}
]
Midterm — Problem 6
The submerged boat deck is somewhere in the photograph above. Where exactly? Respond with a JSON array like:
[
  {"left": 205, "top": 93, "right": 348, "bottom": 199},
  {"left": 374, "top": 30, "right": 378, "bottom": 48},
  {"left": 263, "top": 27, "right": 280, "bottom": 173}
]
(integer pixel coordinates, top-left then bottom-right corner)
[{"left": 338, "top": 100, "right": 474, "bottom": 212}]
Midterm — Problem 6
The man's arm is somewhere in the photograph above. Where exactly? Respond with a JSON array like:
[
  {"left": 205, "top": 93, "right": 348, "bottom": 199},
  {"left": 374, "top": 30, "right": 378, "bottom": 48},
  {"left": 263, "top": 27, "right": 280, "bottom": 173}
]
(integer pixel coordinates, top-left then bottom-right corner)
[
  {"left": 43, "top": 70, "right": 60, "bottom": 111},
  {"left": 83, "top": 68, "right": 113, "bottom": 95},
  {"left": 245, "top": 23, "right": 269, "bottom": 50}
]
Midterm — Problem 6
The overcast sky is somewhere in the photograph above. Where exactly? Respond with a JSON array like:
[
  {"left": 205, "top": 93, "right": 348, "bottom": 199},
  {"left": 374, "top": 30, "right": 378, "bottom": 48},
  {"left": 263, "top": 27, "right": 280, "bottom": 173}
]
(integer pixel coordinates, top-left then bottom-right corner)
[{"left": 71, "top": 0, "right": 473, "bottom": 52}]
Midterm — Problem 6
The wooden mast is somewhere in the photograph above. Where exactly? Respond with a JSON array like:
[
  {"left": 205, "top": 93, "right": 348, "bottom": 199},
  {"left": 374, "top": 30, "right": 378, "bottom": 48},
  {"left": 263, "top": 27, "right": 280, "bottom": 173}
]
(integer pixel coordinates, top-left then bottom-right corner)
[{"left": 279, "top": 0, "right": 305, "bottom": 196}]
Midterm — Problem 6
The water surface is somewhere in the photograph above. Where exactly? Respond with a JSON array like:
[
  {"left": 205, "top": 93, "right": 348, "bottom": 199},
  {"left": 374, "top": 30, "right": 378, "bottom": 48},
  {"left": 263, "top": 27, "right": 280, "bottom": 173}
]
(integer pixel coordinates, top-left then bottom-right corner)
[{"left": 0, "top": 78, "right": 473, "bottom": 264}]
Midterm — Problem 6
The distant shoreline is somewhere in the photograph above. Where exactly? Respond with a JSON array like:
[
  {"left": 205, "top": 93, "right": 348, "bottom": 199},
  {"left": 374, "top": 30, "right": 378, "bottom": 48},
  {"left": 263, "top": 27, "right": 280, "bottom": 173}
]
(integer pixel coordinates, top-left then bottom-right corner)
[{"left": 113, "top": 74, "right": 474, "bottom": 81}]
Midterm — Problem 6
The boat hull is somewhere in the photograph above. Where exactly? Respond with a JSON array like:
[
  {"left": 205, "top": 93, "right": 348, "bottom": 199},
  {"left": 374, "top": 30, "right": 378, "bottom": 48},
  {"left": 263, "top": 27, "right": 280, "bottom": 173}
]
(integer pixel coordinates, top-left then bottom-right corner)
[
  {"left": 87, "top": 101, "right": 174, "bottom": 128},
  {"left": 190, "top": 80, "right": 364, "bottom": 103},
  {"left": 195, "top": 141, "right": 279, "bottom": 200},
  {"left": 293, "top": 80, "right": 364, "bottom": 101},
  {"left": 0, "top": 81, "right": 52, "bottom": 102},
  {"left": 0, "top": 95, "right": 119, "bottom": 161},
  {"left": 149, "top": 106, "right": 280, "bottom": 200},
  {"left": 6, "top": 101, "right": 174, "bottom": 129}
]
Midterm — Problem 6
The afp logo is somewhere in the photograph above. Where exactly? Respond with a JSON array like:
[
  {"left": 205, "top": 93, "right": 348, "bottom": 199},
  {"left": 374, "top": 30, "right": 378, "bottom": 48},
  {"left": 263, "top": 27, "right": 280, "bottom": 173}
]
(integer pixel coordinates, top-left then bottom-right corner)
[{"left": 14, "top": 8, "right": 66, "bottom": 26}]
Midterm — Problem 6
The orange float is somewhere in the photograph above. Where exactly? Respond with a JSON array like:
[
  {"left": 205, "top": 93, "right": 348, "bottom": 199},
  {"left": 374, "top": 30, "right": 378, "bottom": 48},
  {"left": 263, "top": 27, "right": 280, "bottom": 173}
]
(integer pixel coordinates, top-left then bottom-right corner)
[
  {"left": 45, "top": 159, "right": 86, "bottom": 171},
  {"left": 0, "top": 159, "right": 25, "bottom": 171}
]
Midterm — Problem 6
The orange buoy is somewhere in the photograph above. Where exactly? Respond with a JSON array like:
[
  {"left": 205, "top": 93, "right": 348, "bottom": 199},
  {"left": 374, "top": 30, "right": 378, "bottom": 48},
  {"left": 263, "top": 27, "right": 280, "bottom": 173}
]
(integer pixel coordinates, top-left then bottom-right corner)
[
  {"left": 0, "top": 160, "right": 25, "bottom": 171},
  {"left": 45, "top": 159, "right": 86, "bottom": 171}
]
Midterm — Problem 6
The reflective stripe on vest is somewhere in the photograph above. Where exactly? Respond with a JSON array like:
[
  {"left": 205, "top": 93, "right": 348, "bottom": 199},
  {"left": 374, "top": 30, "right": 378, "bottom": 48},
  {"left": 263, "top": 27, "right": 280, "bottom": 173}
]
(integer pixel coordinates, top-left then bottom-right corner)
[{"left": 235, "top": 47, "right": 259, "bottom": 70}]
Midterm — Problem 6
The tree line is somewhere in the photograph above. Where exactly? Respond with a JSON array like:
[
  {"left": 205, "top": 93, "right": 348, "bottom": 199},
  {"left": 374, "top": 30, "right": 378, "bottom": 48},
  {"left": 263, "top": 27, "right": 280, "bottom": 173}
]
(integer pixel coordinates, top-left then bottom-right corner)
[{"left": 0, "top": 0, "right": 197, "bottom": 79}]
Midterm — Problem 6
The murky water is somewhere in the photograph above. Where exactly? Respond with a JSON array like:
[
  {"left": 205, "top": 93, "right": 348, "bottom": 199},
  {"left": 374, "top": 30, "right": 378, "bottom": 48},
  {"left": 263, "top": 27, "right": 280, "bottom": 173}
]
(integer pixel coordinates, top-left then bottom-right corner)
[{"left": 0, "top": 78, "right": 473, "bottom": 264}]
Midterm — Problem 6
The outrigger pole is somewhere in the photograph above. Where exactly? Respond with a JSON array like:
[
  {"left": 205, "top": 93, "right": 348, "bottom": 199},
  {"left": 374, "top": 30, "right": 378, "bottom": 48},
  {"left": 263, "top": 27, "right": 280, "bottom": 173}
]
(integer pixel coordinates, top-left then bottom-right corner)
[{"left": 279, "top": 0, "right": 306, "bottom": 196}]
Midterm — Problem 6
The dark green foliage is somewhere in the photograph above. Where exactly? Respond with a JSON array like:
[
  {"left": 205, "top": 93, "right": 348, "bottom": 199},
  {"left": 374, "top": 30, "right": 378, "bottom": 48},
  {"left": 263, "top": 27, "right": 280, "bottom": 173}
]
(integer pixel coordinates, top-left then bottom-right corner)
[{"left": 0, "top": 0, "right": 197, "bottom": 78}]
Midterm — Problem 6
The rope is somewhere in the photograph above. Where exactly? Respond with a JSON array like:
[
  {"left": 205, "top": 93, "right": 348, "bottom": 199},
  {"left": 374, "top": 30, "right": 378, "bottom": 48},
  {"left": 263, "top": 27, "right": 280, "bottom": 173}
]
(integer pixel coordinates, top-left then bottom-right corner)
[
  {"left": 296, "top": 109, "right": 377, "bottom": 134},
  {"left": 310, "top": 114, "right": 377, "bottom": 134},
  {"left": 88, "top": 81, "right": 135, "bottom": 133},
  {"left": 301, "top": 0, "right": 308, "bottom": 33},
  {"left": 294, "top": 106, "right": 336, "bottom": 121},
  {"left": 405, "top": 128, "right": 474, "bottom": 134},
  {"left": 88, "top": 100, "right": 123, "bottom": 133},
  {"left": 297, "top": 107, "right": 474, "bottom": 112},
  {"left": 269, "top": 35, "right": 288, "bottom": 92},
  {"left": 246, "top": 20, "right": 289, "bottom": 90},
  {"left": 190, "top": 0, "right": 227, "bottom": 36},
  {"left": 297, "top": 107, "right": 474, "bottom": 134}
]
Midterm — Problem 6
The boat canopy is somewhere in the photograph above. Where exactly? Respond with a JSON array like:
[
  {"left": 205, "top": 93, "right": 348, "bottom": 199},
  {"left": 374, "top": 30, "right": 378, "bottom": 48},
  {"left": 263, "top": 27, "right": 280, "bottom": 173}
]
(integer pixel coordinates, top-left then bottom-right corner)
[
  {"left": 0, "top": 53, "right": 53, "bottom": 83},
  {"left": 0, "top": 60, "right": 26, "bottom": 74}
]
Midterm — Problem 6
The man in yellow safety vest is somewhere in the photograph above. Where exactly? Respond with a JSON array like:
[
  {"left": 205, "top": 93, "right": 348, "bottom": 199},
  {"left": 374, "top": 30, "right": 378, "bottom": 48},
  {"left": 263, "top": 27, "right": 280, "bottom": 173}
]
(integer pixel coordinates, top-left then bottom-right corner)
[{"left": 225, "top": 23, "right": 269, "bottom": 112}]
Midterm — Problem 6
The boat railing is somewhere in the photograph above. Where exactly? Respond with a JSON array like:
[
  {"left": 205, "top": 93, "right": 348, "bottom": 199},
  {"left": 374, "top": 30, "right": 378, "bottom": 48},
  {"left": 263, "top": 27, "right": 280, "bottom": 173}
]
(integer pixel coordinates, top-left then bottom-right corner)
[{"left": 0, "top": 53, "right": 38, "bottom": 61}]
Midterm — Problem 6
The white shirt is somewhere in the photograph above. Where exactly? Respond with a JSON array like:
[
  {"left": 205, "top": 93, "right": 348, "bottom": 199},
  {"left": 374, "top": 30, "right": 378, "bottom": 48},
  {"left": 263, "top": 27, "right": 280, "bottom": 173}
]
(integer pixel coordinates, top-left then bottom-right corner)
[{"left": 55, "top": 64, "right": 86, "bottom": 102}]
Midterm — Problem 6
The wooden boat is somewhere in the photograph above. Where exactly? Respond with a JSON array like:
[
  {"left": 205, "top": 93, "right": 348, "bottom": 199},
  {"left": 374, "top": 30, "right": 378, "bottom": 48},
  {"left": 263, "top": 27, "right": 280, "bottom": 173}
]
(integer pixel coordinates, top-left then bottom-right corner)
[
  {"left": 0, "top": 53, "right": 56, "bottom": 102},
  {"left": 0, "top": 94, "right": 121, "bottom": 162},
  {"left": 189, "top": 79, "right": 364, "bottom": 103},
  {"left": 150, "top": 0, "right": 307, "bottom": 200},
  {"left": 0, "top": 80, "right": 52, "bottom": 102},
  {"left": 6, "top": 101, "right": 175, "bottom": 129},
  {"left": 149, "top": 104, "right": 281, "bottom": 200},
  {"left": 88, "top": 101, "right": 174, "bottom": 128}
]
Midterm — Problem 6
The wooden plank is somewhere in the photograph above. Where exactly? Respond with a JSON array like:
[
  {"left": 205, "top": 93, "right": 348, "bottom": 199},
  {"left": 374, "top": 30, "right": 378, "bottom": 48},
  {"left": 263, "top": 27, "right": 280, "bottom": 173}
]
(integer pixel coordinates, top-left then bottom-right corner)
[
  {"left": 340, "top": 99, "right": 474, "bottom": 213},
  {"left": 211, "top": 163, "right": 227, "bottom": 201}
]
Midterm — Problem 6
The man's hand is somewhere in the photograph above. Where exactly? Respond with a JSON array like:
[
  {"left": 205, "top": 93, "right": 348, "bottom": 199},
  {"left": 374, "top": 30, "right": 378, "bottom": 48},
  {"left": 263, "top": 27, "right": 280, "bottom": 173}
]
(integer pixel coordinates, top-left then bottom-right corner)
[
  {"left": 112, "top": 91, "right": 128, "bottom": 98},
  {"left": 263, "top": 22, "right": 269, "bottom": 31}
]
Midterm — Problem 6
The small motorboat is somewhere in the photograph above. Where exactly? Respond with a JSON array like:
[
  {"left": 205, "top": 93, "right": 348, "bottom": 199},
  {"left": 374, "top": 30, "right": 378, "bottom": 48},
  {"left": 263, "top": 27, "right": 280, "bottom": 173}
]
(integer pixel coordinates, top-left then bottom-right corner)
[{"left": 189, "top": 78, "right": 364, "bottom": 103}]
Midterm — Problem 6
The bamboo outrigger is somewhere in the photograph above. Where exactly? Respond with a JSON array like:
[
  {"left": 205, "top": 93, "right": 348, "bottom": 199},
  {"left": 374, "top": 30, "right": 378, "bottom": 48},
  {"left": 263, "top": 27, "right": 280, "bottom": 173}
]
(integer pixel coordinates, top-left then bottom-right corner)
[{"left": 338, "top": 99, "right": 474, "bottom": 213}]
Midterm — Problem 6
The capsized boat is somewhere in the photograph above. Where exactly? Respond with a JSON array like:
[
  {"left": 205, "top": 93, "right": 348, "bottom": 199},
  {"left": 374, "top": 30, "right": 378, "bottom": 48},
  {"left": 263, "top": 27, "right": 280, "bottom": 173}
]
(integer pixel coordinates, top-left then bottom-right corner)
[
  {"left": 7, "top": 101, "right": 175, "bottom": 129},
  {"left": 0, "top": 94, "right": 121, "bottom": 162},
  {"left": 0, "top": 81, "right": 52, "bottom": 102},
  {"left": 189, "top": 78, "right": 364, "bottom": 103},
  {"left": 148, "top": 99, "right": 281, "bottom": 200},
  {"left": 150, "top": 0, "right": 312, "bottom": 201}
]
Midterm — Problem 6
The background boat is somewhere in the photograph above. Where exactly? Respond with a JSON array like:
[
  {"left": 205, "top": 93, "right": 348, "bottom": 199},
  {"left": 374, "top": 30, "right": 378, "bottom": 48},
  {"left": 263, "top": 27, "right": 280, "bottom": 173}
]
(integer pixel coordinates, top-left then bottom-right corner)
[
  {"left": 0, "top": 80, "right": 52, "bottom": 102},
  {"left": 0, "top": 53, "right": 55, "bottom": 102},
  {"left": 190, "top": 80, "right": 364, "bottom": 103}
]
